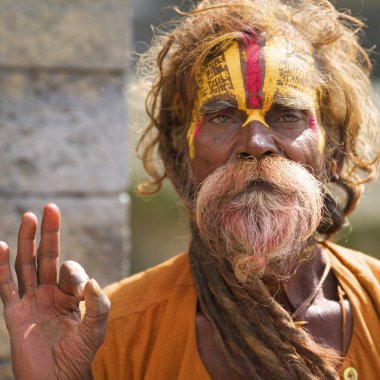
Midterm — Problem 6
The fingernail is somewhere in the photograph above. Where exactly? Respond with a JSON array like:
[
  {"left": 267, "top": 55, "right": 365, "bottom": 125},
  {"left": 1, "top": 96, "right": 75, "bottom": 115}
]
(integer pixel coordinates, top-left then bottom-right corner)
[
  {"left": 0, "top": 241, "right": 8, "bottom": 250},
  {"left": 46, "top": 203, "right": 58, "bottom": 210}
]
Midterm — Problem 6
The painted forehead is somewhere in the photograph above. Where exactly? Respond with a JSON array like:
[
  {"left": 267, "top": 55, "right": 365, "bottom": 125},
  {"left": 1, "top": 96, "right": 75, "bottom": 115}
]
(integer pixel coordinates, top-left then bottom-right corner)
[
  {"left": 197, "top": 35, "right": 316, "bottom": 112},
  {"left": 186, "top": 35, "right": 318, "bottom": 159}
]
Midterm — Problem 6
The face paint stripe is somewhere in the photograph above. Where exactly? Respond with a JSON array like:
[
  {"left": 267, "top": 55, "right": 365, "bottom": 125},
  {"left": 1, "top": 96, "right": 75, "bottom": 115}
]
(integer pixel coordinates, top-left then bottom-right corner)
[
  {"left": 187, "top": 119, "right": 196, "bottom": 159},
  {"left": 245, "top": 42, "right": 263, "bottom": 109},
  {"left": 223, "top": 43, "right": 246, "bottom": 112},
  {"left": 225, "top": 40, "right": 270, "bottom": 128},
  {"left": 309, "top": 116, "right": 325, "bottom": 153},
  {"left": 309, "top": 117, "right": 317, "bottom": 132},
  {"left": 194, "top": 119, "right": 203, "bottom": 137},
  {"left": 242, "top": 111, "right": 270, "bottom": 128},
  {"left": 262, "top": 37, "right": 282, "bottom": 114},
  {"left": 318, "top": 124, "right": 326, "bottom": 154}
]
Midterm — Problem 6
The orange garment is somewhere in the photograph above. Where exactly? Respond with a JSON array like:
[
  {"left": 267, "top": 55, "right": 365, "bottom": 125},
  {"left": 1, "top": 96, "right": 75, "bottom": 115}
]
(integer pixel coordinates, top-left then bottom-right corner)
[
  {"left": 325, "top": 242, "right": 380, "bottom": 378},
  {"left": 91, "top": 253, "right": 207, "bottom": 379},
  {"left": 92, "top": 244, "right": 380, "bottom": 379}
]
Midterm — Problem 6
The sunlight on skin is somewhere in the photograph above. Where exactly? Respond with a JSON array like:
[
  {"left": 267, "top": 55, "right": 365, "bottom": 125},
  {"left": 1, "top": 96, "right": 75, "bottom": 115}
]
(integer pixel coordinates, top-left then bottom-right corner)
[
  {"left": 187, "top": 35, "right": 325, "bottom": 159},
  {"left": 24, "top": 325, "right": 36, "bottom": 339}
]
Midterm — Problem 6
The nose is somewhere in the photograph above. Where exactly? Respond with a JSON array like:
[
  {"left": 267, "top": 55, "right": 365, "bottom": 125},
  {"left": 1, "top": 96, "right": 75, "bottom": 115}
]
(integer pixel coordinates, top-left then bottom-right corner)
[{"left": 235, "top": 120, "right": 280, "bottom": 160}]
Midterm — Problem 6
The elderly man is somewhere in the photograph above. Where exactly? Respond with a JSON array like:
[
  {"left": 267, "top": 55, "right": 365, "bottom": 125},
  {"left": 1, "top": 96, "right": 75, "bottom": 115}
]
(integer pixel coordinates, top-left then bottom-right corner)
[{"left": 0, "top": 0, "right": 379, "bottom": 379}]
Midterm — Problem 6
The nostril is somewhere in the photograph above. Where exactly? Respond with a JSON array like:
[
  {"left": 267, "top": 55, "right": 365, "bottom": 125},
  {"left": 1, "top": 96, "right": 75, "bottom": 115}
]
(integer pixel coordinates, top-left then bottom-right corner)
[{"left": 238, "top": 152, "right": 254, "bottom": 160}]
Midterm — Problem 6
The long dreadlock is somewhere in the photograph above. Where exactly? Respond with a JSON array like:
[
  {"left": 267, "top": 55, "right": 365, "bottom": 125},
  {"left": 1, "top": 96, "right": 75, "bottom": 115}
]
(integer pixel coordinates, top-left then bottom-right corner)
[{"left": 189, "top": 231, "right": 340, "bottom": 378}]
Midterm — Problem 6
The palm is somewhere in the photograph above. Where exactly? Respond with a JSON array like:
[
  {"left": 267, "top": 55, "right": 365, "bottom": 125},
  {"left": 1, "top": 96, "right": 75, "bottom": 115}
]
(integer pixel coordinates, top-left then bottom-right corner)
[
  {"left": 0, "top": 205, "right": 109, "bottom": 380},
  {"left": 5, "top": 288, "right": 84, "bottom": 379}
]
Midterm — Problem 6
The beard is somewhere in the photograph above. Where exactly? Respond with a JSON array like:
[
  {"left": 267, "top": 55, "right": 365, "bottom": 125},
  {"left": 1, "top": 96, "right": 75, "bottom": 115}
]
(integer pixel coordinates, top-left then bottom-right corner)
[{"left": 194, "top": 156, "right": 325, "bottom": 283}]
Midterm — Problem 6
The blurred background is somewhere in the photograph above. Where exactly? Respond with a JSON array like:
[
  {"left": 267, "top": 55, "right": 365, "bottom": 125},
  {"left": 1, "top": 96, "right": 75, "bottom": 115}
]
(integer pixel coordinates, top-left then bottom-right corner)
[
  {"left": 129, "top": 0, "right": 380, "bottom": 274},
  {"left": 0, "top": 0, "right": 379, "bottom": 378}
]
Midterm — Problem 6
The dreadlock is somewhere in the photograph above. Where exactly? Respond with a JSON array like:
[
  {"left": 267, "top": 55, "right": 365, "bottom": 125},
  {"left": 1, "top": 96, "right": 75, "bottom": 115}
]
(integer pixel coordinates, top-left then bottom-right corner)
[{"left": 190, "top": 231, "right": 340, "bottom": 378}]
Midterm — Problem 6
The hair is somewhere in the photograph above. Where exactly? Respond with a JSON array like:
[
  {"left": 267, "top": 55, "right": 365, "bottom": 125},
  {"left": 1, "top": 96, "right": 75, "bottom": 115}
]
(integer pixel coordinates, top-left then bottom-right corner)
[
  {"left": 134, "top": 0, "right": 380, "bottom": 377},
  {"left": 192, "top": 157, "right": 340, "bottom": 378},
  {"left": 189, "top": 234, "right": 341, "bottom": 379},
  {"left": 136, "top": 0, "right": 380, "bottom": 233}
]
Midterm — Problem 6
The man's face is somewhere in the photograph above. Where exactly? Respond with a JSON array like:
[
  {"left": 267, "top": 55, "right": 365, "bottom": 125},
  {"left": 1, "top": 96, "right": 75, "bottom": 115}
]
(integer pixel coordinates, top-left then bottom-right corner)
[
  {"left": 188, "top": 35, "right": 326, "bottom": 280},
  {"left": 187, "top": 35, "right": 325, "bottom": 186}
]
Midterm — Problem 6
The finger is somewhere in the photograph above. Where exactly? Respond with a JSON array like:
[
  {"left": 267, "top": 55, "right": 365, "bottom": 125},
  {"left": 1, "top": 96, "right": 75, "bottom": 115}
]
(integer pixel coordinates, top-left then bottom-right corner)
[
  {"left": 37, "top": 204, "right": 60, "bottom": 285},
  {"left": 15, "top": 212, "right": 38, "bottom": 296},
  {"left": 58, "top": 260, "right": 89, "bottom": 301},
  {"left": 0, "top": 242, "right": 20, "bottom": 305},
  {"left": 80, "top": 279, "right": 110, "bottom": 349}
]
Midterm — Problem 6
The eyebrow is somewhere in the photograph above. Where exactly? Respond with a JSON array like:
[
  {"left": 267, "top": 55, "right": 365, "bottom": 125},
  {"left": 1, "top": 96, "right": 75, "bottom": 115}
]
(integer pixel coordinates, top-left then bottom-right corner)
[
  {"left": 272, "top": 95, "right": 314, "bottom": 111},
  {"left": 200, "top": 97, "right": 238, "bottom": 114}
]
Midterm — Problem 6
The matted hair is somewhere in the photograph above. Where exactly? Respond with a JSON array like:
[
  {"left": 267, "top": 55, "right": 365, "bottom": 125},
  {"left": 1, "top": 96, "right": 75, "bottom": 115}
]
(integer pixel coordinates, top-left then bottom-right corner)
[{"left": 136, "top": 0, "right": 379, "bottom": 234}]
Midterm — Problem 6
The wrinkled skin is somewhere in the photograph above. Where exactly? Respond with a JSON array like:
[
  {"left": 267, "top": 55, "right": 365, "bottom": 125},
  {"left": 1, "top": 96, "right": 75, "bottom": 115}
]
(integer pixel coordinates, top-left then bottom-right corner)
[{"left": 0, "top": 204, "right": 110, "bottom": 380}]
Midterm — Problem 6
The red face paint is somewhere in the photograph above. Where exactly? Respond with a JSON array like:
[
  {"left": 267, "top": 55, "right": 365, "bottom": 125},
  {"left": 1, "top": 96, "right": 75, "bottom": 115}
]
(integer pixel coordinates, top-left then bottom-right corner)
[
  {"left": 194, "top": 119, "right": 203, "bottom": 137},
  {"left": 239, "top": 32, "right": 254, "bottom": 46},
  {"left": 244, "top": 40, "right": 263, "bottom": 109},
  {"left": 309, "top": 117, "right": 317, "bottom": 132}
]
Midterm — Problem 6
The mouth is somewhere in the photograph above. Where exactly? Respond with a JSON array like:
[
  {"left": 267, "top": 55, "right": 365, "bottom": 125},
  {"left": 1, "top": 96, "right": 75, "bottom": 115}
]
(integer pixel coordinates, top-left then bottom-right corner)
[{"left": 248, "top": 180, "right": 275, "bottom": 191}]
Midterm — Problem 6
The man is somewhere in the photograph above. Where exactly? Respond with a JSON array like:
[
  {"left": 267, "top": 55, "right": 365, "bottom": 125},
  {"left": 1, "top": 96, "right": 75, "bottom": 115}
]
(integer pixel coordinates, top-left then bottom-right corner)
[{"left": 0, "top": 0, "right": 379, "bottom": 379}]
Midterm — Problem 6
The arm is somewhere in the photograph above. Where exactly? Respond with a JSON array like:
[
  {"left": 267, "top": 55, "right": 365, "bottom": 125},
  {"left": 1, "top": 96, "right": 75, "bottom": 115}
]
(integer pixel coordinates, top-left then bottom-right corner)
[{"left": 0, "top": 204, "right": 110, "bottom": 380}]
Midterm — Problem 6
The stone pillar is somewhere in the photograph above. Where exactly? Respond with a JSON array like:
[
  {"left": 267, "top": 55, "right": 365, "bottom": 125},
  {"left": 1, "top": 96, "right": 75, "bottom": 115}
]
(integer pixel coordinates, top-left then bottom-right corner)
[{"left": 0, "top": 1, "right": 130, "bottom": 378}]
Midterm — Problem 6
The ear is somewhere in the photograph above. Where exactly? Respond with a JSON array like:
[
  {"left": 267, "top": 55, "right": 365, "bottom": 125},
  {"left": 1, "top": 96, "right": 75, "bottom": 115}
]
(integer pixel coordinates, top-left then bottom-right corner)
[{"left": 329, "top": 149, "right": 344, "bottom": 182}]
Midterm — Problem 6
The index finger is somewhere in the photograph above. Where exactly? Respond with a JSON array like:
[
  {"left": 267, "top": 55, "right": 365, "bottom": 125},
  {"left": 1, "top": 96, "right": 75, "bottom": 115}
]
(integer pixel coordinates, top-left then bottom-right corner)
[
  {"left": 15, "top": 212, "right": 38, "bottom": 296},
  {"left": 37, "top": 204, "right": 60, "bottom": 285},
  {"left": 0, "top": 242, "right": 20, "bottom": 305}
]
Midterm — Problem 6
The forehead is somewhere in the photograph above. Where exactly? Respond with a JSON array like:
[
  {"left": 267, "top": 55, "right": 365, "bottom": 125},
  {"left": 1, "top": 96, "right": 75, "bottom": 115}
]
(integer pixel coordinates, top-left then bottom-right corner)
[{"left": 196, "top": 35, "right": 316, "bottom": 111}]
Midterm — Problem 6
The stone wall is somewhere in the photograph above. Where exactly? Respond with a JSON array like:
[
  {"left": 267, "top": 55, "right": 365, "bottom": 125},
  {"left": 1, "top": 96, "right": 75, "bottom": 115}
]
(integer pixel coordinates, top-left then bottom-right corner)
[{"left": 0, "top": 1, "right": 130, "bottom": 378}]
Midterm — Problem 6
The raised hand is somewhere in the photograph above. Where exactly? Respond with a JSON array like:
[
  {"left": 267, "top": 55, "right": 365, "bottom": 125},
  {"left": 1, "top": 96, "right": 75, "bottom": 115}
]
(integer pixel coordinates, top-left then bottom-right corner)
[{"left": 0, "top": 204, "right": 110, "bottom": 380}]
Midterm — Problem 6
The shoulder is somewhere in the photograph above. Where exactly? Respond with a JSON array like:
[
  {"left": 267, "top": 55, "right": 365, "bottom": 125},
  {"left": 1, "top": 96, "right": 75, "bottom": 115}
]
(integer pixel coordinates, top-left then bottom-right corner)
[
  {"left": 103, "top": 252, "right": 194, "bottom": 322},
  {"left": 324, "top": 241, "right": 380, "bottom": 282}
]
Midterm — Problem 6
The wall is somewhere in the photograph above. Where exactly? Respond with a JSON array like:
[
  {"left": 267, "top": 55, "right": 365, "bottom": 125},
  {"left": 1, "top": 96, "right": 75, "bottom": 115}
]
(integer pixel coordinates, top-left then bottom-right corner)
[{"left": 0, "top": 1, "right": 130, "bottom": 378}]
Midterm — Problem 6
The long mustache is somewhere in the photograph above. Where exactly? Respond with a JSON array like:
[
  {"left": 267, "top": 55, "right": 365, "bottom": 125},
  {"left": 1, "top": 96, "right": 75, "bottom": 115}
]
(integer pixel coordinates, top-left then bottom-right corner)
[{"left": 195, "top": 156, "right": 325, "bottom": 215}]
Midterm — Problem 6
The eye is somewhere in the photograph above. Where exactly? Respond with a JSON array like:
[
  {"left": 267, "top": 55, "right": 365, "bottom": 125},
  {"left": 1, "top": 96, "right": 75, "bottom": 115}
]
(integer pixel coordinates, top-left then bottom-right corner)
[
  {"left": 276, "top": 113, "right": 301, "bottom": 123},
  {"left": 209, "top": 113, "right": 235, "bottom": 125}
]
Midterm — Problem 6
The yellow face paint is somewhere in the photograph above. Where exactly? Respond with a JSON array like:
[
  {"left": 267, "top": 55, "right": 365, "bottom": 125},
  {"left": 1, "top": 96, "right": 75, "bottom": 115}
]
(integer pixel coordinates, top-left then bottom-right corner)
[
  {"left": 188, "top": 36, "right": 321, "bottom": 159},
  {"left": 187, "top": 52, "right": 235, "bottom": 159},
  {"left": 318, "top": 125, "right": 326, "bottom": 153}
]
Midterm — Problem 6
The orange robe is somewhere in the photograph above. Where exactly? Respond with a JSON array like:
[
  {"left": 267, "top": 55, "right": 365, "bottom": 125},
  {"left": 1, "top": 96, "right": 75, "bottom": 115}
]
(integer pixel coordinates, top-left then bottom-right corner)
[{"left": 92, "top": 244, "right": 380, "bottom": 379}]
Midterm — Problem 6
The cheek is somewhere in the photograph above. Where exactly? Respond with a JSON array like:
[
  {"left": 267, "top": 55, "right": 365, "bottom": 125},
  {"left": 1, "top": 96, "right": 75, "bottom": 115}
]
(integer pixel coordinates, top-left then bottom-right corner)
[
  {"left": 191, "top": 129, "right": 237, "bottom": 185},
  {"left": 189, "top": 153, "right": 220, "bottom": 187},
  {"left": 309, "top": 116, "right": 326, "bottom": 153},
  {"left": 291, "top": 130, "right": 324, "bottom": 172},
  {"left": 194, "top": 120, "right": 239, "bottom": 153}
]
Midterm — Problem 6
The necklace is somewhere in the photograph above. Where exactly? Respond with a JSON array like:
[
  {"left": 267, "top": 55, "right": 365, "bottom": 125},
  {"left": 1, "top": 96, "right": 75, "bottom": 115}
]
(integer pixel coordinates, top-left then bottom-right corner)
[
  {"left": 284, "top": 254, "right": 349, "bottom": 355},
  {"left": 290, "top": 255, "right": 331, "bottom": 320}
]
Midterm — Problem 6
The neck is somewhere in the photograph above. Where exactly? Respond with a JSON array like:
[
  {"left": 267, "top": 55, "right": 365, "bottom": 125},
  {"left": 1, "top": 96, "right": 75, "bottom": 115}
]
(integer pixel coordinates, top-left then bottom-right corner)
[{"left": 275, "top": 243, "right": 338, "bottom": 315}]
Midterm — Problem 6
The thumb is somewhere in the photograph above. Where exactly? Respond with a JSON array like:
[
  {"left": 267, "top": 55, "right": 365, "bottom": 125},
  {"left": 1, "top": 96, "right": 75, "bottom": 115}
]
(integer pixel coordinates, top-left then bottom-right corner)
[
  {"left": 79, "top": 279, "right": 110, "bottom": 351},
  {"left": 58, "top": 260, "right": 89, "bottom": 301}
]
